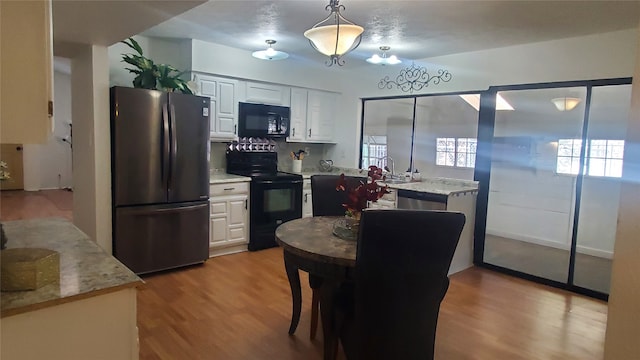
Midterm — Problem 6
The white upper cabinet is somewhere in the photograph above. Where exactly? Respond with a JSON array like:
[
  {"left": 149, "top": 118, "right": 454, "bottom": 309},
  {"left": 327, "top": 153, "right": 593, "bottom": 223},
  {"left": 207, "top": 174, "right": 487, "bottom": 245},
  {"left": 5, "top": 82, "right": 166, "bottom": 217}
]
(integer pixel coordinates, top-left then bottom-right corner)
[
  {"left": 244, "top": 82, "right": 291, "bottom": 106},
  {"left": 1, "top": 0, "right": 53, "bottom": 144},
  {"left": 288, "top": 88, "right": 308, "bottom": 142},
  {"left": 193, "top": 73, "right": 238, "bottom": 141},
  {"left": 287, "top": 88, "right": 337, "bottom": 143}
]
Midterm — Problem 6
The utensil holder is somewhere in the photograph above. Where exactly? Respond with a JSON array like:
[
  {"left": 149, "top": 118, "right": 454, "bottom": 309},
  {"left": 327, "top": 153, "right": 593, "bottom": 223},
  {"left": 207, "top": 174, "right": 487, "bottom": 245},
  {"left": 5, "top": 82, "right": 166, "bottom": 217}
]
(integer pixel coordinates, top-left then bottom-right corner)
[{"left": 292, "top": 159, "right": 302, "bottom": 173}]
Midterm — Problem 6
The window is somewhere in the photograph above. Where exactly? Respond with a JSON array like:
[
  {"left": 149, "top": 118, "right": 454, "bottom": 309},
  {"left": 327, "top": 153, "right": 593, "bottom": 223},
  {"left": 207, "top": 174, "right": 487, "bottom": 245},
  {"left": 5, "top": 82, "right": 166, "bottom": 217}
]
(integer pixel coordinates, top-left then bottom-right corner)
[
  {"left": 556, "top": 139, "right": 624, "bottom": 178},
  {"left": 362, "top": 136, "right": 387, "bottom": 169},
  {"left": 436, "top": 137, "right": 477, "bottom": 168}
]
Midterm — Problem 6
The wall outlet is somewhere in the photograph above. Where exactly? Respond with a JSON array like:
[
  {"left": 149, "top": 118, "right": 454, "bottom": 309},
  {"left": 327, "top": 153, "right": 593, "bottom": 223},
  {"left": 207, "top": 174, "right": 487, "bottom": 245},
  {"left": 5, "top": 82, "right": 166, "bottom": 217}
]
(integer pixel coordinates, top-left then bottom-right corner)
[{"left": 304, "top": 147, "right": 311, "bottom": 156}]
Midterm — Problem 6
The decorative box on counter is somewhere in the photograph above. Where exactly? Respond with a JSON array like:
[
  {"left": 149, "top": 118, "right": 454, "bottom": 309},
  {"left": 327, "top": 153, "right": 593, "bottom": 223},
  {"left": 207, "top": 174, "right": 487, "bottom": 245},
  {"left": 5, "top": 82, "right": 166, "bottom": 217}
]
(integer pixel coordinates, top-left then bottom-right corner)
[{"left": 1, "top": 248, "right": 60, "bottom": 291}]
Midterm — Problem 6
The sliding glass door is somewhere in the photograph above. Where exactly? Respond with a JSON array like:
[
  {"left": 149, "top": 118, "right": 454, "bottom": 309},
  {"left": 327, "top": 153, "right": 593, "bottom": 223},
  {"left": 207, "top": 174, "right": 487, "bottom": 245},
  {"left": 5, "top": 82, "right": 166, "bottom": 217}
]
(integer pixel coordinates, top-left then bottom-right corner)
[
  {"left": 572, "top": 84, "right": 632, "bottom": 294},
  {"left": 483, "top": 86, "right": 586, "bottom": 284},
  {"left": 479, "top": 79, "right": 632, "bottom": 298}
]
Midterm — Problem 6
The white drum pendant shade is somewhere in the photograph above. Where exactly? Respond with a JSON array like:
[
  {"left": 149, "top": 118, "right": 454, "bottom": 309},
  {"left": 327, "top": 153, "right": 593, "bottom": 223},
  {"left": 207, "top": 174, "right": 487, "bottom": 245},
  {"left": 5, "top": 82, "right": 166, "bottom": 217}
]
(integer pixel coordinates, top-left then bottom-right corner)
[{"left": 304, "top": 24, "right": 364, "bottom": 57}]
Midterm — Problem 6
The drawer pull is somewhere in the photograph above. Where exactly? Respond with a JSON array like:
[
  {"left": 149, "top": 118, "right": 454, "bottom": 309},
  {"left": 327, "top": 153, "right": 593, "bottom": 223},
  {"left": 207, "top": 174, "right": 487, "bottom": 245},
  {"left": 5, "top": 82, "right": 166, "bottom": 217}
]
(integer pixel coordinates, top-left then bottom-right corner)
[{"left": 223, "top": 187, "right": 235, "bottom": 191}]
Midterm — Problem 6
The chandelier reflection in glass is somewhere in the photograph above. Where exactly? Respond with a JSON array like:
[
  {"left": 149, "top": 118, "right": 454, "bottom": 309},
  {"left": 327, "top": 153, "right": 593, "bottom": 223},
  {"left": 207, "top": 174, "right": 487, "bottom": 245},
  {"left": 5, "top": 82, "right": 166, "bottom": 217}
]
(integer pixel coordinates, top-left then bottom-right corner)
[
  {"left": 378, "top": 62, "right": 453, "bottom": 93},
  {"left": 551, "top": 97, "right": 581, "bottom": 111},
  {"left": 303, "top": 0, "right": 363, "bottom": 66}
]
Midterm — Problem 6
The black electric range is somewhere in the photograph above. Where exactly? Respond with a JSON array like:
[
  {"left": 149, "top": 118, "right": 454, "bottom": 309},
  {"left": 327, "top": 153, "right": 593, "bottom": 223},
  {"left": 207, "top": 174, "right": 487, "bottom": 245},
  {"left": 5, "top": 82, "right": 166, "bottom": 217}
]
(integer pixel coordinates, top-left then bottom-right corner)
[{"left": 227, "top": 151, "right": 303, "bottom": 251}]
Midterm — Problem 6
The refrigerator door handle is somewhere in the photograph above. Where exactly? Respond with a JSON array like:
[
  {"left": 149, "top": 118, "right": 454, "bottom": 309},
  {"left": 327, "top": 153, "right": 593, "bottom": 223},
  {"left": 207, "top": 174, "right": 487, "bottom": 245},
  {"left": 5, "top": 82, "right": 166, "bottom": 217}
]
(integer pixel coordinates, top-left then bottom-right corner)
[
  {"left": 162, "top": 103, "right": 171, "bottom": 190},
  {"left": 169, "top": 103, "right": 178, "bottom": 194}
]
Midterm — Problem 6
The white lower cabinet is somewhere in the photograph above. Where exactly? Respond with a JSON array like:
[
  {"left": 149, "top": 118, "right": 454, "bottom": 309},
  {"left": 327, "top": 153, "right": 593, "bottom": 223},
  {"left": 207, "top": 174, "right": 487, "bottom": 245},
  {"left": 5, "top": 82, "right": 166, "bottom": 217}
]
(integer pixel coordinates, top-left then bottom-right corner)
[
  {"left": 302, "top": 179, "right": 313, "bottom": 218},
  {"left": 209, "top": 182, "right": 249, "bottom": 256}
]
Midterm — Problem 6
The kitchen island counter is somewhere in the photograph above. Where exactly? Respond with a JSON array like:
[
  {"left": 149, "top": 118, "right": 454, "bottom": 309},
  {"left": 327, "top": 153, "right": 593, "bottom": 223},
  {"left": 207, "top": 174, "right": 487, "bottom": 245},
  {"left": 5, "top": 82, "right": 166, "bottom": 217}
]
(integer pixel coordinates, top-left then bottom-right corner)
[
  {"left": 383, "top": 177, "right": 478, "bottom": 196},
  {"left": 299, "top": 168, "right": 478, "bottom": 196},
  {"left": 1, "top": 217, "right": 142, "bottom": 318},
  {"left": 1, "top": 217, "right": 142, "bottom": 360}
]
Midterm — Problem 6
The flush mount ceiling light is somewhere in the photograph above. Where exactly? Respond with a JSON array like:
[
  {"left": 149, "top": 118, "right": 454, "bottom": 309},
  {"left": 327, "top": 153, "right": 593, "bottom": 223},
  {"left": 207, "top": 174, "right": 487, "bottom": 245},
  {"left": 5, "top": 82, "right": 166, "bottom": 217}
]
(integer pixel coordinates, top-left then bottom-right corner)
[
  {"left": 252, "top": 40, "right": 289, "bottom": 61},
  {"left": 303, "top": 0, "right": 363, "bottom": 66},
  {"left": 551, "top": 97, "right": 581, "bottom": 111},
  {"left": 366, "top": 46, "right": 401, "bottom": 65}
]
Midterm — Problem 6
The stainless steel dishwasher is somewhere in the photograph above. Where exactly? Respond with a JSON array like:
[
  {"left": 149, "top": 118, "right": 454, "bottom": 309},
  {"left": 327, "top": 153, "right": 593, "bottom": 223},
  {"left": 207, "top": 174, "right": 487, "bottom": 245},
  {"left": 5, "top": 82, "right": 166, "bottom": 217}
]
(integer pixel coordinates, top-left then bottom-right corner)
[{"left": 396, "top": 189, "right": 447, "bottom": 210}]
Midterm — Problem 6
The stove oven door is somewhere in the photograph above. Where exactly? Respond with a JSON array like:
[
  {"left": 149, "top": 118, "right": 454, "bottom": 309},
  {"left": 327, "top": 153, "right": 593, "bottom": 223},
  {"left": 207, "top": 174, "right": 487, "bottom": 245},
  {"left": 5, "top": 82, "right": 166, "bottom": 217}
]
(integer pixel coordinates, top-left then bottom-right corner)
[{"left": 250, "top": 178, "right": 303, "bottom": 250}]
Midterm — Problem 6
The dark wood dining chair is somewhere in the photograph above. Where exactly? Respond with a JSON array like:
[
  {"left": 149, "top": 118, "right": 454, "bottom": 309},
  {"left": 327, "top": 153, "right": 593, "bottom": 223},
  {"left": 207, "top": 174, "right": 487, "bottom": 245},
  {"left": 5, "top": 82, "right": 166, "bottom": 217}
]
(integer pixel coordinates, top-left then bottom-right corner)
[
  {"left": 311, "top": 175, "right": 365, "bottom": 217},
  {"left": 307, "top": 175, "right": 365, "bottom": 339},
  {"left": 336, "top": 209, "right": 466, "bottom": 360}
]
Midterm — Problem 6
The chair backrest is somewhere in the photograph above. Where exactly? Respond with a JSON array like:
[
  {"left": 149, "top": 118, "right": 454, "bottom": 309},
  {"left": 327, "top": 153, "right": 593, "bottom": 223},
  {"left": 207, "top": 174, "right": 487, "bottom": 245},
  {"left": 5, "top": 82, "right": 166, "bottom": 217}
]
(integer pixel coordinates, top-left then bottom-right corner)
[
  {"left": 351, "top": 209, "right": 466, "bottom": 360},
  {"left": 310, "top": 175, "right": 365, "bottom": 217}
]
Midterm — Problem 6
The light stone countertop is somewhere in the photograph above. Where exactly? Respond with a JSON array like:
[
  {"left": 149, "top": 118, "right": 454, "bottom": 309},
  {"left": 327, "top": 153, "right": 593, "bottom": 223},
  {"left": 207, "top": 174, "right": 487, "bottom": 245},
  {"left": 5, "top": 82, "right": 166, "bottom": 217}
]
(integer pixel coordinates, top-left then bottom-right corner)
[
  {"left": 210, "top": 172, "right": 251, "bottom": 184},
  {"left": 297, "top": 167, "right": 478, "bottom": 196},
  {"left": 382, "top": 178, "right": 479, "bottom": 196},
  {"left": 1, "top": 218, "right": 143, "bottom": 318}
]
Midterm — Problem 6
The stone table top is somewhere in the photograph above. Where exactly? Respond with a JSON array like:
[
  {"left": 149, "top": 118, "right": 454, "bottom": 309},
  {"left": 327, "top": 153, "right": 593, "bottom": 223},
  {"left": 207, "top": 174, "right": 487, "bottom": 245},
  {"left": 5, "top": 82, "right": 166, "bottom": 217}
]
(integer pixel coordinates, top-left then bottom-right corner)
[
  {"left": 275, "top": 216, "right": 356, "bottom": 267},
  {"left": 1, "top": 218, "right": 143, "bottom": 318}
]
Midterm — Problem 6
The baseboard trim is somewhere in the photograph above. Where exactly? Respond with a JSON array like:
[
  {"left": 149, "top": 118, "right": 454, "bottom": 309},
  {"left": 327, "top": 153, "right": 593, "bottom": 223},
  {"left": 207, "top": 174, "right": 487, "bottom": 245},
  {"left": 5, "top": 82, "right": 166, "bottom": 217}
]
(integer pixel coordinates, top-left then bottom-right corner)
[{"left": 486, "top": 229, "right": 613, "bottom": 259}]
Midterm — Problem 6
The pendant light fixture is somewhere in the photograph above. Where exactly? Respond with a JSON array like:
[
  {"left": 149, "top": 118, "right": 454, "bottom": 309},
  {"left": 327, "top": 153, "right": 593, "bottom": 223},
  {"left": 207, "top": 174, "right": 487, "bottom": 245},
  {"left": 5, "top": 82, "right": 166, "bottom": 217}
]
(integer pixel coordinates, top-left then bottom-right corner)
[
  {"left": 303, "top": 0, "right": 363, "bottom": 66},
  {"left": 366, "top": 46, "right": 401, "bottom": 65},
  {"left": 252, "top": 40, "right": 289, "bottom": 61},
  {"left": 551, "top": 97, "right": 581, "bottom": 111}
]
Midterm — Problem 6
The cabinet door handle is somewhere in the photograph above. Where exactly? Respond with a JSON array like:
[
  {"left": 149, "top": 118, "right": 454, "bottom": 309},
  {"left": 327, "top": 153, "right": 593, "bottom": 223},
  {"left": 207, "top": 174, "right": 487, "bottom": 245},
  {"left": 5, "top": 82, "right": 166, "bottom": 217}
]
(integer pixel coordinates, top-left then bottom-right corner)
[
  {"left": 224, "top": 187, "right": 235, "bottom": 191},
  {"left": 234, "top": 124, "right": 237, "bottom": 134},
  {"left": 245, "top": 199, "right": 248, "bottom": 209},
  {"left": 304, "top": 193, "right": 308, "bottom": 202},
  {"left": 308, "top": 129, "right": 311, "bottom": 137},
  {"left": 292, "top": 128, "right": 295, "bottom": 137}
]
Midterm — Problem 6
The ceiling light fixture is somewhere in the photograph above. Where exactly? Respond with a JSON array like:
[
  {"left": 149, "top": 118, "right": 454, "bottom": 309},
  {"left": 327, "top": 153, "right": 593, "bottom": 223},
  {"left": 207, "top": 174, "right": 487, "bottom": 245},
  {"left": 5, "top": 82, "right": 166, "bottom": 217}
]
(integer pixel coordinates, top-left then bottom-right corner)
[
  {"left": 551, "top": 97, "right": 581, "bottom": 111},
  {"left": 303, "top": 0, "right": 363, "bottom": 66},
  {"left": 252, "top": 40, "right": 289, "bottom": 61},
  {"left": 366, "top": 46, "right": 401, "bottom": 65}
]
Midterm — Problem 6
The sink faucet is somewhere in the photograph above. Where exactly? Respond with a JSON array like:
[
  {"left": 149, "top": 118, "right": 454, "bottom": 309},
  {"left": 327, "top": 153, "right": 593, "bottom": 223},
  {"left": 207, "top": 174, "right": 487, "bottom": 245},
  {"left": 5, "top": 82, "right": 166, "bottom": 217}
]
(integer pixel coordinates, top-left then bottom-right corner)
[{"left": 374, "top": 156, "right": 394, "bottom": 177}]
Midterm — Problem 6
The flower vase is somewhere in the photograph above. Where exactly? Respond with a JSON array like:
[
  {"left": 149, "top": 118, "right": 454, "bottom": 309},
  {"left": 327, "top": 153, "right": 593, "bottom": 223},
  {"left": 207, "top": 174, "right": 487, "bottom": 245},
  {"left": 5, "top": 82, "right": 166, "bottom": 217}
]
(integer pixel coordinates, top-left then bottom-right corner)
[
  {"left": 332, "top": 213, "right": 360, "bottom": 241},
  {"left": 345, "top": 212, "right": 361, "bottom": 233}
]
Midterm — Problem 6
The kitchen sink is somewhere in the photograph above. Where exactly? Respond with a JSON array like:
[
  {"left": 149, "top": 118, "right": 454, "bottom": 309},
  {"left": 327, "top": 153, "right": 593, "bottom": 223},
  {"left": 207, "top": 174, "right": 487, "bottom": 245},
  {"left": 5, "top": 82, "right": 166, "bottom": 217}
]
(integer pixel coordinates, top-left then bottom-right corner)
[{"left": 383, "top": 177, "right": 408, "bottom": 184}]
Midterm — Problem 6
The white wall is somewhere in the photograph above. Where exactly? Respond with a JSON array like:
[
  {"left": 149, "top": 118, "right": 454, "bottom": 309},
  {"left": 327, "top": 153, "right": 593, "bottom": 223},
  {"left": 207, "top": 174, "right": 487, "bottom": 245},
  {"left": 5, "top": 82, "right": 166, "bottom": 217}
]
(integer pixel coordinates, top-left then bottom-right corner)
[{"left": 21, "top": 66, "right": 73, "bottom": 190}]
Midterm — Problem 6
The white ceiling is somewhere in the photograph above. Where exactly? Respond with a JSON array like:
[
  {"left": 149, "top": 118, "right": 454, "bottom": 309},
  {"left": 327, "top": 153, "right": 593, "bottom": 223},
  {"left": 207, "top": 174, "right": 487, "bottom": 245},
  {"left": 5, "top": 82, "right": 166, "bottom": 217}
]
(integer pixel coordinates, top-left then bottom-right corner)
[
  {"left": 138, "top": 0, "right": 640, "bottom": 66},
  {"left": 52, "top": 0, "right": 206, "bottom": 55},
  {"left": 52, "top": 1, "right": 640, "bottom": 64}
]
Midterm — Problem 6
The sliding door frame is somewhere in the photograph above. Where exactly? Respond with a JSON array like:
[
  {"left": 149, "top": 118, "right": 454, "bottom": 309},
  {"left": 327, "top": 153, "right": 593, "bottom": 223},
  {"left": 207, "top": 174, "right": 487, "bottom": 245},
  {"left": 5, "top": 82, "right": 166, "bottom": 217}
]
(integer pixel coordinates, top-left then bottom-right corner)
[{"left": 473, "top": 77, "right": 632, "bottom": 301}]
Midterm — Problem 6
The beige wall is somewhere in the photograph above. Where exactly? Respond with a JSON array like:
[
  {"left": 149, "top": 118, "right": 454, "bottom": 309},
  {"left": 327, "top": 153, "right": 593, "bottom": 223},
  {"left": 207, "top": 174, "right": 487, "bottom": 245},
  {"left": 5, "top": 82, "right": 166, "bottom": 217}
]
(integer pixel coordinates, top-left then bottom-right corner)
[
  {"left": 604, "top": 26, "right": 640, "bottom": 359},
  {"left": 71, "top": 45, "right": 111, "bottom": 252}
]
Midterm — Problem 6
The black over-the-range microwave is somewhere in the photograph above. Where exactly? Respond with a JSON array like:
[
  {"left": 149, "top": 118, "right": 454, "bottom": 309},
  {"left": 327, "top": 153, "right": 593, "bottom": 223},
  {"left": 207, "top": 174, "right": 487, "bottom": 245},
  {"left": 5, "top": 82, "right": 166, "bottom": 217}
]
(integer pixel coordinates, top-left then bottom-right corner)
[{"left": 238, "top": 102, "right": 290, "bottom": 138}]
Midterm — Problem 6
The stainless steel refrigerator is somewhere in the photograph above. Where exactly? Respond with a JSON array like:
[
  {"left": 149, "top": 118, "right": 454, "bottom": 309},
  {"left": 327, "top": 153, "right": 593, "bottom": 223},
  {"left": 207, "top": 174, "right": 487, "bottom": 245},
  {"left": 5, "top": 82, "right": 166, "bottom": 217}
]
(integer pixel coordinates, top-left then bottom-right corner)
[{"left": 110, "top": 86, "right": 210, "bottom": 274}]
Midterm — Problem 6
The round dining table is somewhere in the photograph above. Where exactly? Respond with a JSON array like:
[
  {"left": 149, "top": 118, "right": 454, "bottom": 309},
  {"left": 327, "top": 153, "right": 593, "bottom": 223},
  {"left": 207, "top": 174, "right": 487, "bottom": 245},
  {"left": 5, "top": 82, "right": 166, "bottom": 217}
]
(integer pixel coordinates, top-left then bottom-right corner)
[{"left": 275, "top": 216, "right": 357, "bottom": 360}]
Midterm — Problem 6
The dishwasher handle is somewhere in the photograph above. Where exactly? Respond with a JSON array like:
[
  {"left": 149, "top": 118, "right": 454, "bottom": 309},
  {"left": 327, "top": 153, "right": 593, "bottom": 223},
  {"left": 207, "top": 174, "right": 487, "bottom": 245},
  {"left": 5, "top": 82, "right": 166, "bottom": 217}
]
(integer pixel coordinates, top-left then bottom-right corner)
[{"left": 396, "top": 189, "right": 448, "bottom": 204}]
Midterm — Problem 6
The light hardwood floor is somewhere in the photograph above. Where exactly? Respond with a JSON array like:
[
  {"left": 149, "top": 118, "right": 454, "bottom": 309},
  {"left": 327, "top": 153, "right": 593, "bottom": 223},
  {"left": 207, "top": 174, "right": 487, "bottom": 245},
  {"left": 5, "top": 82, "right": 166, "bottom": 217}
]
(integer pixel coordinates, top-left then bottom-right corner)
[{"left": 1, "top": 190, "right": 608, "bottom": 360}]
